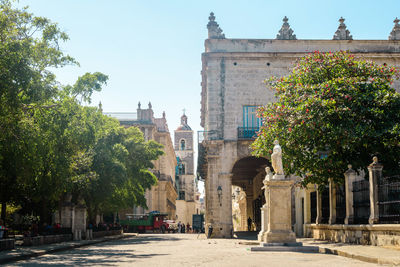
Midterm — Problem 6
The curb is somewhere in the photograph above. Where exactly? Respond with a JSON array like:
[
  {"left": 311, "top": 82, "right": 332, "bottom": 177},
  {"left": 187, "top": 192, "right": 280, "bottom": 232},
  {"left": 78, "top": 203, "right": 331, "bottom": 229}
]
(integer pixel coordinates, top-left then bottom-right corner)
[
  {"left": 0, "top": 234, "right": 132, "bottom": 265},
  {"left": 248, "top": 241, "right": 400, "bottom": 266},
  {"left": 320, "top": 247, "right": 400, "bottom": 266}
]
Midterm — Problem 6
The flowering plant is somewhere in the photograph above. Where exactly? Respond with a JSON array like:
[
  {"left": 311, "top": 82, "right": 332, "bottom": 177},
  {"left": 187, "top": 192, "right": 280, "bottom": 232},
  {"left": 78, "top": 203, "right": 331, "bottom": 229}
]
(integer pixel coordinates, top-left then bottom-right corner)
[{"left": 252, "top": 51, "right": 400, "bottom": 186}]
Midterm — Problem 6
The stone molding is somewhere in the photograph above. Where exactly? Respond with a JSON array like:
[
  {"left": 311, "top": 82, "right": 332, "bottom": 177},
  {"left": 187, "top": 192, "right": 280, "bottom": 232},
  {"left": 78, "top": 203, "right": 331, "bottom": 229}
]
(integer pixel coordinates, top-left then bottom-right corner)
[{"left": 204, "top": 39, "right": 400, "bottom": 54}]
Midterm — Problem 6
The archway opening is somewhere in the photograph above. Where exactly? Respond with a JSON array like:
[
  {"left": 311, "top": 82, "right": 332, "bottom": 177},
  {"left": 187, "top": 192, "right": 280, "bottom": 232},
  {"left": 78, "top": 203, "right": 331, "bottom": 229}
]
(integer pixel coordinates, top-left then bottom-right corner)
[{"left": 231, "top": 156, "right": 270, "bottom": 234}]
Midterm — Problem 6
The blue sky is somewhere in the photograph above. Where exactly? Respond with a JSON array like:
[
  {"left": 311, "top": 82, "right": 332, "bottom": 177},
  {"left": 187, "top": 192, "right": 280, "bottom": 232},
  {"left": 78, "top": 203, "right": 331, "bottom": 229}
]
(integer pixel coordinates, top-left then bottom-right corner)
[
  {"left": 16, "top": 0, "right": 399, "bottom": 195},
  {"left": 18, "top": 0, "right": 400, "bottom": 137}
]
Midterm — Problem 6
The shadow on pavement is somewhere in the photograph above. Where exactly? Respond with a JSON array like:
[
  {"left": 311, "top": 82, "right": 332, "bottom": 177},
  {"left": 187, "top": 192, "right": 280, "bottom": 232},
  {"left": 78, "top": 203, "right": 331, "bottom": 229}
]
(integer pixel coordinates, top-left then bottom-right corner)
[
  {"left": 9, "top": 234, "right": 180, "bottom": 266},
  {"left": 233, "top": 231, "right": 258, "bottom": 241}
]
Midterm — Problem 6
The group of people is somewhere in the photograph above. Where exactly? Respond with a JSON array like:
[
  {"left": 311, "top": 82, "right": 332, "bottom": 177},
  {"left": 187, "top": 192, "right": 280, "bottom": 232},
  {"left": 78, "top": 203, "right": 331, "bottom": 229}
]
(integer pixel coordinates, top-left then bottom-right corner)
[{"left": 177, "top": 221, "right": 191, "bottom": 233}]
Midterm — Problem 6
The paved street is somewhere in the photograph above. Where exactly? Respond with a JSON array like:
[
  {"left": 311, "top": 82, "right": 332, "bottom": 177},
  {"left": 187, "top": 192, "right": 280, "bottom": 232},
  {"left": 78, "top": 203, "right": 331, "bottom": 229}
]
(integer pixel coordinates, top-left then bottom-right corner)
[{"left": 6, "top": 234, "right": 379, "bottom": 266}]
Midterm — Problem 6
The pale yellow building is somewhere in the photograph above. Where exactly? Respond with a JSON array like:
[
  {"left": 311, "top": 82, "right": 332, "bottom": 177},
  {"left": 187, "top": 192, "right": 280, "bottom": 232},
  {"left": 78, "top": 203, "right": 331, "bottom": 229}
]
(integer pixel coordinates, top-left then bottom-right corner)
[{"left": 105, "top": 102, "right": 177, "bottom": 220}]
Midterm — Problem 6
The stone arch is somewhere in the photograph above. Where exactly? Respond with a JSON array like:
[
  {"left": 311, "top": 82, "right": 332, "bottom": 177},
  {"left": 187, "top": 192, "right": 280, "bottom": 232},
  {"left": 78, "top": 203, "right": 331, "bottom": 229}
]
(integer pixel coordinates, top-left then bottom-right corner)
[{"left": 231, "top": 156, "right": 270, "bottom": 232}]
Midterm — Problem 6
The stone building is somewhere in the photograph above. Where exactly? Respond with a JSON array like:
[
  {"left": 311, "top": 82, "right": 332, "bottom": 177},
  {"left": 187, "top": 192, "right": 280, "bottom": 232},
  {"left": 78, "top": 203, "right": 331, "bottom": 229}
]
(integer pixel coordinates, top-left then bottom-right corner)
[
  {"left": 199, "top": 13, "right": 400, "bottom": 237},
  {"left": 105, "top": 102, "right": 177, "bottom": 220},
  {"left": 174, "top": 113, "right": 201, "bottom": 225}
]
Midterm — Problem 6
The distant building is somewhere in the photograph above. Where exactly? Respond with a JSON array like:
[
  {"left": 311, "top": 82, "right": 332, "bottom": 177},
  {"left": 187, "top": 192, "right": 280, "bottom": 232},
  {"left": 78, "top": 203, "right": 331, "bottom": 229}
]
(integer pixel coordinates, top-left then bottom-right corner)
[
  {"left": 174, "top": 113, "right": 201, "bottom": 225},
  {"left": 105, "top": 102, "right": 177, "bottom": 220}
]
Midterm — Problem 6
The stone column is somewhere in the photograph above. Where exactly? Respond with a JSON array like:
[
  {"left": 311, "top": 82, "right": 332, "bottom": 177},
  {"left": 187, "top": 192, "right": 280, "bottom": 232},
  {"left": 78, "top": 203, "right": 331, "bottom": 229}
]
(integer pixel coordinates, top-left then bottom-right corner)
[
  {"left": 344, "top": 165, "right": 356, "bottom": 224},
  {"left": 328, "top": 178, "right": 337, "bottom": 225},
  {"left": 303, "top": 184, "right": 315, "bottom": 236},
  {"left": 261, "top": 178, "right": 296, "bottom": 243},
  {"left": 368, "top": 157, "right": 382, "bottom": 224},
  {"left": 316, "top": 189, "right": 322, "bottom": 224}
]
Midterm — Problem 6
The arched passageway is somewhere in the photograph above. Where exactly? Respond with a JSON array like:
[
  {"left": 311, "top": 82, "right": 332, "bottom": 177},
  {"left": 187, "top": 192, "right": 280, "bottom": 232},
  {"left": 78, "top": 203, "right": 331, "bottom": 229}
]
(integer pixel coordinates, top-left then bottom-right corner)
[{"left": 231, "top": 156, "right": 270, "bottom": 232}]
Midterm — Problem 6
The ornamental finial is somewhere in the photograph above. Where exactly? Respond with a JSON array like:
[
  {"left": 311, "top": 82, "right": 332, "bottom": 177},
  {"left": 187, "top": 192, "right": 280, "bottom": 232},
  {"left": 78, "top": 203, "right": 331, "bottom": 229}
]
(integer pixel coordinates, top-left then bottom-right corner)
[
  {"left": 276, "top": 16, "right": 297, "bottom": 40},
  {"left": 389, "top": 17, "right": 400, "bottom": 40},
  {"left": 348, "top": 164, "right": 352, "bottom": 170},
  {"left": 207, "top": 12, "right": 225, "bottom": 39},
  {"left": 333, "top": 17, "right": 353, "bottom": 40}
]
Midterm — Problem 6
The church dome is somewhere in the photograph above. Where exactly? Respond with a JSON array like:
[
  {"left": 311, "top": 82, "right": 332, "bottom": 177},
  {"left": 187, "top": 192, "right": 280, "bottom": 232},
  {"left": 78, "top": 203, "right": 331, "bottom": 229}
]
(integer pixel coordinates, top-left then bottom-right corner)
[{"left": 176, "top": 113, "right": 192, "bottom": 131}]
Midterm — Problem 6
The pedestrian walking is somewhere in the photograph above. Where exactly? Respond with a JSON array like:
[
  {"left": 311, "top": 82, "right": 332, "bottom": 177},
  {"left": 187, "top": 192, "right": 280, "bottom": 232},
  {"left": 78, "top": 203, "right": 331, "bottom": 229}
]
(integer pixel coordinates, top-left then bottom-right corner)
[{"left": 247, "top": 217, "right": 252, "bottom": 231}]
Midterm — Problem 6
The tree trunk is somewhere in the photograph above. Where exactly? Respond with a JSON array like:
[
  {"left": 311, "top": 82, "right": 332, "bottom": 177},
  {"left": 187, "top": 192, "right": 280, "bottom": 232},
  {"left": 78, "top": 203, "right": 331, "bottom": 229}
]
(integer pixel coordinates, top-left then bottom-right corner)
[{"left": 1, "top": 201, "right": 6, "bottom": 223}]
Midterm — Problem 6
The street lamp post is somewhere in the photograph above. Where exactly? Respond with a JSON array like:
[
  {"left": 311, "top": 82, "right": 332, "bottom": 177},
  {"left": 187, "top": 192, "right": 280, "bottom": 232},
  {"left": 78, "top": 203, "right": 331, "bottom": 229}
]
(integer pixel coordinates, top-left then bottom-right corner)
[{"left": 217, "top": 186, "right": 222, "bottom": 206}]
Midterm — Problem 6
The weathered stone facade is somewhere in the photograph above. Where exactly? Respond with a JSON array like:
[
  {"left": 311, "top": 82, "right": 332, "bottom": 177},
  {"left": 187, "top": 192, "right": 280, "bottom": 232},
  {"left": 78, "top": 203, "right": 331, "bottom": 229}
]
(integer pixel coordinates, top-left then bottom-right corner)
[{"left": 199, "top": 13, "right": 400, "bottom": 238}]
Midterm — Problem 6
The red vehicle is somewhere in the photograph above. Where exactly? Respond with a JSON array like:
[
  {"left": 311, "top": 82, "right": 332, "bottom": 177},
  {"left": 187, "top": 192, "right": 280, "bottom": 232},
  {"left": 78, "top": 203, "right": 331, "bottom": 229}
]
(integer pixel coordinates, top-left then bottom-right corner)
[{"left": 120, "top": 211, "right": 175, "bottom": 233}]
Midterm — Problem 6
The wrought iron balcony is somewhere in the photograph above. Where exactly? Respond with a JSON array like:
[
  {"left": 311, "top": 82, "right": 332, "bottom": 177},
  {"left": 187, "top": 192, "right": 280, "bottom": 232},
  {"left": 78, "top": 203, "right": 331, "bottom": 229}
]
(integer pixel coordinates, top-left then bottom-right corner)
[{"left": 237, "top": 127, "right": 259, "bottom": 140}]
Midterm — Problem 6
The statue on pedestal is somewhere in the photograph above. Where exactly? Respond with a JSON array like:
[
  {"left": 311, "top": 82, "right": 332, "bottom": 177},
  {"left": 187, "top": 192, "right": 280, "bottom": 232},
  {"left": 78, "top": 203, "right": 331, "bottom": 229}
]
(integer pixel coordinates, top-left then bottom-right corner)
[{"left": 271, "top": 140, "right": 284, "bottom": 177}]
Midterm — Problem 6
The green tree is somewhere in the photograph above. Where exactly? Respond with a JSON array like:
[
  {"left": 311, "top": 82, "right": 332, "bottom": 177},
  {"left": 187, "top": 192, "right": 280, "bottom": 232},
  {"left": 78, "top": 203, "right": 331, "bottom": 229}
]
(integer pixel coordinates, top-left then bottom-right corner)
[
  {"left": 252, "top": 51, "right": 400, "bottom": 186},
  {"left": 0, "top": 0, "right": 76, "bottom": 221},
  {"left": 84, "top": 120, "right": 163, "bottom": 223},
  {"left": 0, "top": 0, "right": 108, "bottom": 222}
]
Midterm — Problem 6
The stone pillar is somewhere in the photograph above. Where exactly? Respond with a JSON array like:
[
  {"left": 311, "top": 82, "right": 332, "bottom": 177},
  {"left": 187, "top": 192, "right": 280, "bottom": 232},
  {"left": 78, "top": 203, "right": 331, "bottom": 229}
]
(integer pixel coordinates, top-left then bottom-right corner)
[
  {"left": 328, "top": 178, "right": 337, "bottom": 225},
  {"left": 204, "top": 155, "right": 216, "bottom": 238},
  {"left": 303, "top": 184, "right": 315, "bottom": 235},
  {"left": 216, "top": 173, "right": 233, "bottom": 238},
  {"left": 258, "top": 176, "right": 269, "bottom": 241},
  {"left": 368, "top": 157, "right": 382, "bottom": 224},
  {"left": 344, "top": 165, "right": 356, "bottom": 224},
  {"left": 261, "top": 177, "right": 296, "bottom": 243},
  {"left": 316, "top": 189, "right": 322, "bottom": 224},
  {"left": 257, "top": 205, "right": 268, "bottom": 241},
  {"left": 205, "top": 151, "right": 233, "bottom": 238},
  {"left": 60, "top": 193, "right": 73, "bottom": 229}
]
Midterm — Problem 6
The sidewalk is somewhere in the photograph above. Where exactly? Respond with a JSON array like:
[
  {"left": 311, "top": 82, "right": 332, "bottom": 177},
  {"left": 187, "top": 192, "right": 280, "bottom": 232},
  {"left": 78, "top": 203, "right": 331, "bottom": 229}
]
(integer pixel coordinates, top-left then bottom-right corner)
[
  {"left": 299, "top": 238, "right": 400, "bottom": 266},
  {"left": 0, "top": 233, "right": 135, "bottom": 265}
]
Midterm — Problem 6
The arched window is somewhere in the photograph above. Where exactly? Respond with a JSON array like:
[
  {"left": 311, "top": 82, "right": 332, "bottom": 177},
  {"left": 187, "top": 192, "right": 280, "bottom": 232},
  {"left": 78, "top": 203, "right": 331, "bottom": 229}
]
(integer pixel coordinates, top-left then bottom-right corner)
[{"left": 180, "top": 139, "right": 186, "bottom": 150}]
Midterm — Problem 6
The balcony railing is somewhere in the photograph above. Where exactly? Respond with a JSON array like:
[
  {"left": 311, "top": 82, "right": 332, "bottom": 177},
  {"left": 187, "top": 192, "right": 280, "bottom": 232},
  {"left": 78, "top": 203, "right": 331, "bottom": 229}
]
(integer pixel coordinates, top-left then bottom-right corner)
[
  {"left": 237, "top": 127, "right": 259, "bottom": 140},
  {"left": 152, "top": 171, "right": 174, "bottom": 184}
]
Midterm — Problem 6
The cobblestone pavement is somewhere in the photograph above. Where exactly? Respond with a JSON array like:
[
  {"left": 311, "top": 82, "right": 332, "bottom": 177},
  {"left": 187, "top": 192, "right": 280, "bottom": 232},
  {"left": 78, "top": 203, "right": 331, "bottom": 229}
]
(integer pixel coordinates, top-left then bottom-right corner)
[{"left": 6, "top": 234, "right": 379, "bottom": 267}]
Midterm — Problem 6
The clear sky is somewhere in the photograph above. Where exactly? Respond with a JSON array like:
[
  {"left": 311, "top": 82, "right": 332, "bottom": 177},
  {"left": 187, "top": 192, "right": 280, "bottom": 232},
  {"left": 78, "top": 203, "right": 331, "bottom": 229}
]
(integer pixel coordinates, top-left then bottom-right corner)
[{"left": 17, "top": 0, "right": 400, "bottom": 193}]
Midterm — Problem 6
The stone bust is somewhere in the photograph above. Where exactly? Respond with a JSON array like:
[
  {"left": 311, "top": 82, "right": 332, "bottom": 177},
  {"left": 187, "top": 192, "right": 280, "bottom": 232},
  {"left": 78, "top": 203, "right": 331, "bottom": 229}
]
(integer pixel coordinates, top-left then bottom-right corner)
[
  {"left": 271, "top": 140, "right": 284, "bottom": 175},
  {"left": 265, "top": 166, "right": 273, "bottom": 181}
]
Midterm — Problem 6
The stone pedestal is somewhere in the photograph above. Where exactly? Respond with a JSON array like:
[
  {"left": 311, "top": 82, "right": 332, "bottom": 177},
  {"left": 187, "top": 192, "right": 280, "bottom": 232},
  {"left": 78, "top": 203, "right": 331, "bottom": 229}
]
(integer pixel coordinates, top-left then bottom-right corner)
[
  {"left": 257, "top": 204, "right": 268, "bottom": 241},
  {"left": 260, "top": 176, "right": 296, "bottom": 244}
]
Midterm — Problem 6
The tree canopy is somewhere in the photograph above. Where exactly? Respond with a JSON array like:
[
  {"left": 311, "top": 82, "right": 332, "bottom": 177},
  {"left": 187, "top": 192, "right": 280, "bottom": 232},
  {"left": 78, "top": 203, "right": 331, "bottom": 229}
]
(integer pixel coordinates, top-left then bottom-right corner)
[
  {"left": 252, "top": 51, "right": 400, "bottom": 186},
  {"left": 0, "top": 0, "right": 163, "bottom": 224}
]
